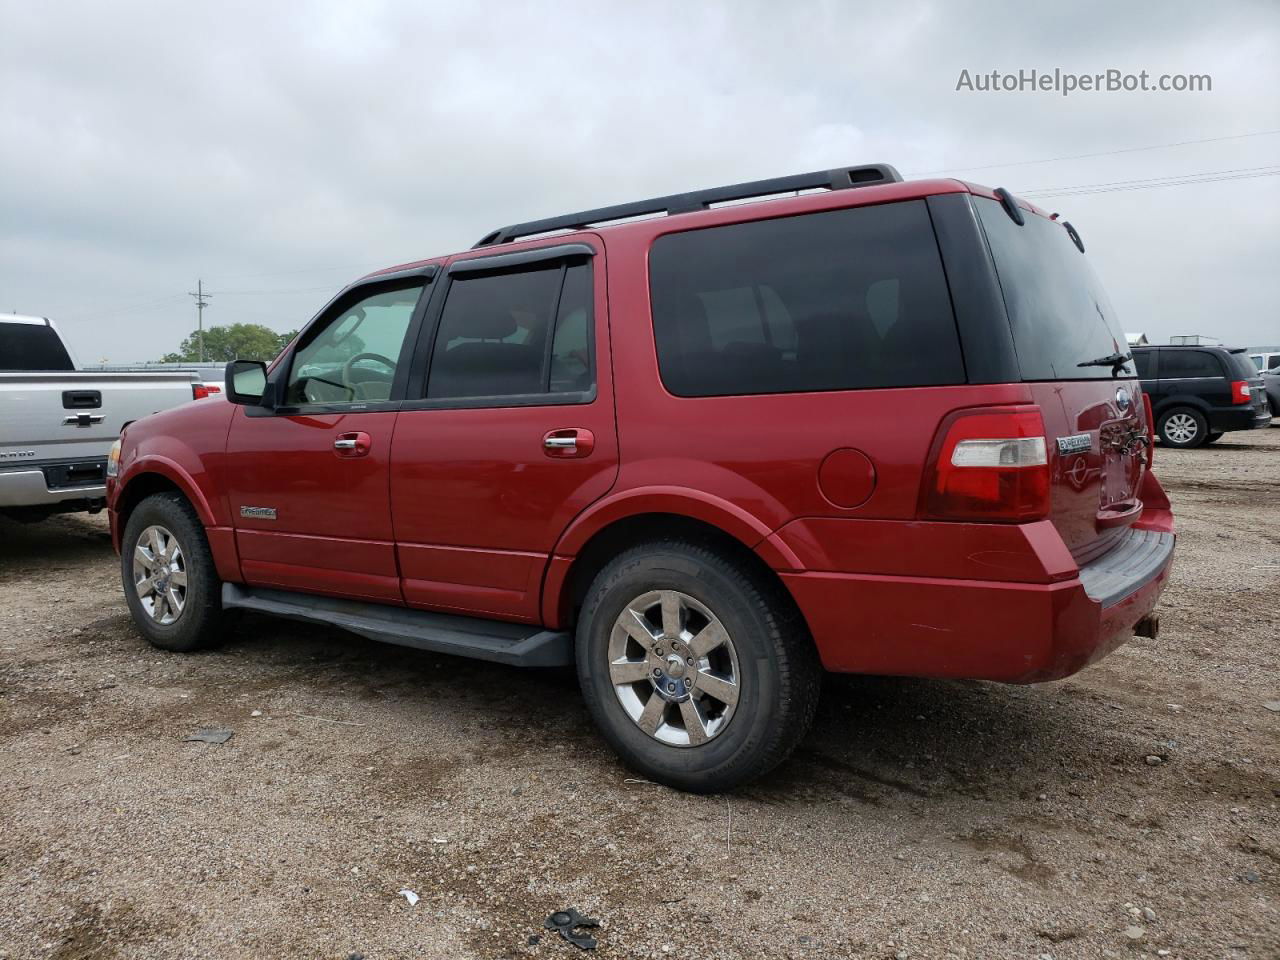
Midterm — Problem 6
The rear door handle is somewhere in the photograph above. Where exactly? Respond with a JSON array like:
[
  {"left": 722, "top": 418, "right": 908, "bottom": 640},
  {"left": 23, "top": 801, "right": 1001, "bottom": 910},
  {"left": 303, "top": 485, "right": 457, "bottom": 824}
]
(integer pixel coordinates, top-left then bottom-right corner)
[
  {"left": 334, "top": 431, "right": 372, "bottom": 457},
  {"left": 543, "top": 428, "right": 595, "bottom": 459}
]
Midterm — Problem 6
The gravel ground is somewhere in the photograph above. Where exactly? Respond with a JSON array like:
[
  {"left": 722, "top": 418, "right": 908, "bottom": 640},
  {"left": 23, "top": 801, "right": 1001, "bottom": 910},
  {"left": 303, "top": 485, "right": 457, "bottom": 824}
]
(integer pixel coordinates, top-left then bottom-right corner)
[{"left": 1, "top": 430, "right": 1277, "bottom": 960}]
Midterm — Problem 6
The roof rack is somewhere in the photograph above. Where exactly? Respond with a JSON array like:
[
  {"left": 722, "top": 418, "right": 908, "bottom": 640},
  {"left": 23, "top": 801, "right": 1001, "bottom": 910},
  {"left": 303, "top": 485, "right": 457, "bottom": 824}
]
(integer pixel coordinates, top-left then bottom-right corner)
[{"left": 473, "top": 163, "right": 904, "bottom": 247}]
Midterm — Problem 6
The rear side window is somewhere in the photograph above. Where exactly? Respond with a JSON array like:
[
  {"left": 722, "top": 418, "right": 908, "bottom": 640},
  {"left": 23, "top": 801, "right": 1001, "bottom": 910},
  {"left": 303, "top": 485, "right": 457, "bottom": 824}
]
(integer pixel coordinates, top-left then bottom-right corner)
[
  {"left": 426, "top": 259, "right": 593, "bottom": 400},
  {"left": 649, "top": 200, "right": 964, "bottom": 397},
  {"left": 0, "top": 322, "right": 74, "bottom": 371},
  {"left": 1159, "top": 349, "right": 1222, "bottom": 379},
  {"left": 1132, "top": 350, "right": 1154, "bottom": 379},
  {"left": 975, "top": 198, "right": 1132, "bottom": 381}
]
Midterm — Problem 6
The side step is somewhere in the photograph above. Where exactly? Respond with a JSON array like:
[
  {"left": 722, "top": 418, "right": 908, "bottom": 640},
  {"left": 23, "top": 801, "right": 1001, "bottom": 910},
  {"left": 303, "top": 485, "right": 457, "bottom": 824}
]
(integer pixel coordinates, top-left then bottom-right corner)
[{"left": 221, "top": 584, "right": 572, "bottom": 668}]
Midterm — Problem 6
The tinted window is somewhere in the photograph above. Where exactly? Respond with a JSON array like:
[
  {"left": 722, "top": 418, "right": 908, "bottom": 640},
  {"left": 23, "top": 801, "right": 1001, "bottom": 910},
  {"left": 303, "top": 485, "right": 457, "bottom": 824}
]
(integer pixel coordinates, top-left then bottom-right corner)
[
  {"left": 649, "top": 200, "right": 964, "bottom": 397},
  {"left": 0, "top": 322, "right": 74, "bottom": 371},
  {"left": 549, "top": 263, "right": 593, "bottom": 393},
  {"left": 1226, "top": 351, "right": 1261, "bottom": 380},
  {"left": 1159, "top": 349, "right": 1221, "bottom": 379},
  {"left": 975, "top": 198, "right": 1132, "bottom": 380},
  {"left": 287, "top": 283, "right": 424, "bottom": 404},
  {"left": 427, "top": 260, "right": 593, "bottom": 400},
  {"left": 1132, "top": 349, "right": 1154, "bottom": 379}
]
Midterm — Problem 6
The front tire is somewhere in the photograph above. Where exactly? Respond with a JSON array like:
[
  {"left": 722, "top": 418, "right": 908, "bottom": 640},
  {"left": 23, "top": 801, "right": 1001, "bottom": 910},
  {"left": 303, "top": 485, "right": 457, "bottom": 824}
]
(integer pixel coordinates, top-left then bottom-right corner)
[
  {"left": 576, "top": 540, "right": 820, "bottom": 793},
  {"left": 1158, "top": 407, "right": 1207, "bottom": 448},
  {"left": 121, "top": 492, "right": 225, "bottom": 651}
]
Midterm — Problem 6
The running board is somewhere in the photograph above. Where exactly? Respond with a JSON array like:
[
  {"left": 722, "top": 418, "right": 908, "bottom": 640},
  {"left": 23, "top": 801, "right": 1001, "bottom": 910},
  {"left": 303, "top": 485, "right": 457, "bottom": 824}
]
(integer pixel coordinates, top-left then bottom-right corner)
[{"left": 221, "top": 584, "right": 572, "bottom": 668}]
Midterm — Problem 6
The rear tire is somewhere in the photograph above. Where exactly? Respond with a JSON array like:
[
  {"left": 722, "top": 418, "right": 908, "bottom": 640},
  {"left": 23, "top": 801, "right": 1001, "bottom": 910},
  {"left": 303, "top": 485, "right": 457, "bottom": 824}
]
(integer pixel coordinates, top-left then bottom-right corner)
[
  {"left": 1158, "top": 408, "right": 1207, "bottom": 448},
  {"left": 121, "top": 492, "right": 225, "bottom": 652},
  {"left": 575, "top": 539, "right": 820, "bottom": 793}
]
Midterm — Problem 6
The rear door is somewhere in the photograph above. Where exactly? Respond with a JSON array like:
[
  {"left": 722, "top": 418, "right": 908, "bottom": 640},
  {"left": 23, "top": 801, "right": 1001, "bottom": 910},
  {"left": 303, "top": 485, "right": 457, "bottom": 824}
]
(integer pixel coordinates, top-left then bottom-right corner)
[
  {"left": 974, "top": 198, "right": 1148, "bottom": 560},
  {"left": 1157, "top": 348, "right": 1229, "bottom": 406},
  {"left": 389, "top": 241, "right": 618, "bottom": 622}
]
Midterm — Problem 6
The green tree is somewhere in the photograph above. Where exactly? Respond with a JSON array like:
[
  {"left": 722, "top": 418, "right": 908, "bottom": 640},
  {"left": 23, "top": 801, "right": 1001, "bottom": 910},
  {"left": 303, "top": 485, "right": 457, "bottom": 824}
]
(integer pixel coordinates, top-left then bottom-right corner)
[{"left": 161, "top": 324, "right": 294, "bottom": 363}]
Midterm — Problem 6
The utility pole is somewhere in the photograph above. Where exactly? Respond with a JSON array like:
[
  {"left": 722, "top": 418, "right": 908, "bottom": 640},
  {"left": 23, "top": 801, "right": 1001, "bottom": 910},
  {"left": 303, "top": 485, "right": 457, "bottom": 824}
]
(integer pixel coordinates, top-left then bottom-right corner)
[{"left": 188, "top": 279, "right": 212, "bottom": 361}]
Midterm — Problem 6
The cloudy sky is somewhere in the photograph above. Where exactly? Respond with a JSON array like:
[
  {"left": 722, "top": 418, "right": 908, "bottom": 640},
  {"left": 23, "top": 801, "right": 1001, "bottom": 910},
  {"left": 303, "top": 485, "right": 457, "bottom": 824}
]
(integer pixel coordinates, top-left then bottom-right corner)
[{"left": 1, "top": 0, "right": 1277, "bottom": 363}]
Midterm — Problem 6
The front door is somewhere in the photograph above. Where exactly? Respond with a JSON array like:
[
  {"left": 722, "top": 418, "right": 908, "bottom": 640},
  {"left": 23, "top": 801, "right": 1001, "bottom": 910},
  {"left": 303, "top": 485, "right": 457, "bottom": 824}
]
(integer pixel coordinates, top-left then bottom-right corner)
[
  {"left": 389, "top": 242, "right": 618, "bottom": 621},
  {"left": 225, "top": 275, "right": 431, "bottom": 602}
]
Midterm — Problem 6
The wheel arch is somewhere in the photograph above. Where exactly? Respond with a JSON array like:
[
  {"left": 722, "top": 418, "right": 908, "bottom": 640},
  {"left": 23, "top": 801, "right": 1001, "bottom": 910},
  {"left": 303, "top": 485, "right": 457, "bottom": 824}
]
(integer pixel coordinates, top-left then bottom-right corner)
[
  {"left": 545, "top": 506, "right": 808, "bottom": 637},
  {"left": 114, "top": 460, "right": 215, "bottom": 534},
  {"left": 1152, "top": 395, "right": 1211, "bottom": 418}
]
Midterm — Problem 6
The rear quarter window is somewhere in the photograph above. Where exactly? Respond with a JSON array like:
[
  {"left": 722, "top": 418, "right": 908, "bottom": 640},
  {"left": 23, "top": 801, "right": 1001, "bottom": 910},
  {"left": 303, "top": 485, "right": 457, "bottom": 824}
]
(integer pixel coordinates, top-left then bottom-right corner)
[
  {"left": 648, "top": 200, "right": 965, "bottom": 397},
  {"left": 1158, "top": 349, "right": 1222, "bottom": 379}
]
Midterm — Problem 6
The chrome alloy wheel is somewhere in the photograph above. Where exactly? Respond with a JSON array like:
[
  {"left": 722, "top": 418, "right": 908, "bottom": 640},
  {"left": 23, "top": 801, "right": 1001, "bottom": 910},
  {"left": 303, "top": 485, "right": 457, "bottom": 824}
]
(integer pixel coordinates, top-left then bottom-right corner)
[
  {"left": 132, "top": 524, "right": 187, "bottom": 625},
  {"left": 608, "top": 589, "right": 741, "bottom": 747},
  {"left": 1164, "top": 412, "right": 1199, "bottom": 445}
]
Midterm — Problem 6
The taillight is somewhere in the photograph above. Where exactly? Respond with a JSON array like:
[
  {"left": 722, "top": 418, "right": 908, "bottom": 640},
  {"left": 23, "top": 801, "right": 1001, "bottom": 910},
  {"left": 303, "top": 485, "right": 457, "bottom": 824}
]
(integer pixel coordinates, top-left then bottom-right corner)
[
  {"left": 192, "top": 383, "right": 210, "bottom": 400},
  {"left": 1143, "top": 394, "right": 1156, "bottom": 466},
  {"left": 921, "top": 407, "right": 1050, "bottom": 523},
  {"left": 1230, "top": 380, "right": 1251, "bottom": 405}
]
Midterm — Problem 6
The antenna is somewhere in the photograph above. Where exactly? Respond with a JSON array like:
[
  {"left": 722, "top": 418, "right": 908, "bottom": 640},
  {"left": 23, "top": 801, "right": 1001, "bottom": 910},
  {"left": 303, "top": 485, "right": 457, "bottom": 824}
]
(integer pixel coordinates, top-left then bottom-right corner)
[{"left": 188, "top": 279, "right": 212, "bottom": 361}]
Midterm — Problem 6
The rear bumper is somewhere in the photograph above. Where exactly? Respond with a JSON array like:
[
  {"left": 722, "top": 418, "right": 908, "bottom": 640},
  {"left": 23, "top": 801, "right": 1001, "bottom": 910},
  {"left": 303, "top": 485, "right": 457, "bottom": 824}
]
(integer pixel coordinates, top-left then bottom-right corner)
[
  {"left": 0, "top": 461, "right": 107, "bottom": 508},
  {"left": 1207, "top": 406, "right": 1272, "bottom": 432},
  {"left": 778, "top": 497, "right": 1176, "bottom": 685}
]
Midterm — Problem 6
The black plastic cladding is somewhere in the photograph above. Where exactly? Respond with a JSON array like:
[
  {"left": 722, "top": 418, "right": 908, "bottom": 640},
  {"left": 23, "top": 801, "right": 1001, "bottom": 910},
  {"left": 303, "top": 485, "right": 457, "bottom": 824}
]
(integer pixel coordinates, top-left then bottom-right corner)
[{"left": 473, "top": 163, "right": 904, "bottom": 247}]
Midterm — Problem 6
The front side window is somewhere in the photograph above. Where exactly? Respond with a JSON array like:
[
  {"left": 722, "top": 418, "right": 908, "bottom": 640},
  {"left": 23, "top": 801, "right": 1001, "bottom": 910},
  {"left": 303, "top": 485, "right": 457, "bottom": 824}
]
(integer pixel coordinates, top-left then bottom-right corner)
[
  {"left": 426, "top": 259, "right": 593, "bottom": 400},
  {"left": 286, "top": 284, "right": 425, "bottom": 405},
  {"left": 649, "top": 200, "right": 964, "bottom": 397}
]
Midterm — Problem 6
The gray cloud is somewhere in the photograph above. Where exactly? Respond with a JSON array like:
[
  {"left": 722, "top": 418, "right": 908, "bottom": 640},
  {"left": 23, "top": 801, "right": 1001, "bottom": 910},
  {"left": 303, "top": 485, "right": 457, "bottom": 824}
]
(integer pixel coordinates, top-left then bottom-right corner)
[{"left": 1, "top": 0, "right": 1277, "bottom": 361}]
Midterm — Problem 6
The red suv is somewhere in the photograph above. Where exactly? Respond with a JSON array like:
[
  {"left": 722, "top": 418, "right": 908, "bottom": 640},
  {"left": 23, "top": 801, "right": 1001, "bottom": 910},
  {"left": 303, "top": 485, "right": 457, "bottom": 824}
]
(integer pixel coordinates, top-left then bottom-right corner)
[{"left": 106, "top": 164, "right": 1175, "bottom": 792}]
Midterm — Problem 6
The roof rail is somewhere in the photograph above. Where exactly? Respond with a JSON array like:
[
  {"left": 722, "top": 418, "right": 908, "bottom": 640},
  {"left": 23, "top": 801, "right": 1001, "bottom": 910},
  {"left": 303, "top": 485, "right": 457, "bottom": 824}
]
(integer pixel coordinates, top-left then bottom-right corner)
[{"left": 473, "top": 163, "right": 903, "bottom": 247}]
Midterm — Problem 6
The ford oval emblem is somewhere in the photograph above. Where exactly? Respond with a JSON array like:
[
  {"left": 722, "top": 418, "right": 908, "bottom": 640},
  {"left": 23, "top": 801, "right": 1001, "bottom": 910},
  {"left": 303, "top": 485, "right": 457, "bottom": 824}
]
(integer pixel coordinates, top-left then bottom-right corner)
[{"left": 1115, "top": 386, "right": 1132, "bottom": 410}]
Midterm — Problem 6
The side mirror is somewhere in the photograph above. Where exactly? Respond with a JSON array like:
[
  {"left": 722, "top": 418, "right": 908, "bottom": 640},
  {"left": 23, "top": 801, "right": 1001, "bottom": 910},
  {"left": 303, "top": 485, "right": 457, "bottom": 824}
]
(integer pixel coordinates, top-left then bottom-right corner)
[{"left": 225, "top": 360, "right": 270, "bottom": 406}]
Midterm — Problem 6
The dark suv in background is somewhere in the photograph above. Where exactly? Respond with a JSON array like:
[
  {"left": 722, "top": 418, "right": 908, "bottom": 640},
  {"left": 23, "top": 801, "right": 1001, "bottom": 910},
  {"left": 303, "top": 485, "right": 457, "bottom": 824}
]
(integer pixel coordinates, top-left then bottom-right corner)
[{"left": 1132, "top": 345, "right": 1271, "bottom": 447}]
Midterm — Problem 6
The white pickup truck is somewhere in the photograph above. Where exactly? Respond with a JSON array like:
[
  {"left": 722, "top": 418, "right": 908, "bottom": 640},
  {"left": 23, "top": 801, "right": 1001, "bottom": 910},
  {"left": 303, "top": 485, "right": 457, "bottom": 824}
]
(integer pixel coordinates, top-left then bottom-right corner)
[{"left": 1, "top": 313, "right": 210, "bottom": 521}]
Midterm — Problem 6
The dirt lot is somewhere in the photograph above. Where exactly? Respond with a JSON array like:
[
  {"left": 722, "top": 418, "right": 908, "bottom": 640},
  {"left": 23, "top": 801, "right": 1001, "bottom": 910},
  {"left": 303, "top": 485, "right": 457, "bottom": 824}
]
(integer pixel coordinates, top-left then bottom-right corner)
[{"left": 1, "top": 431, "right": 1277, "bottom": 960}]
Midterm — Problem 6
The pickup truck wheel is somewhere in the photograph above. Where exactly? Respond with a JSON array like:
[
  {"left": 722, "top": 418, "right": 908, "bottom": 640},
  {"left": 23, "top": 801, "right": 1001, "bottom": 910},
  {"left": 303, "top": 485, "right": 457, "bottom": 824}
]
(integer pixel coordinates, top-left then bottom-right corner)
[
  {"left": 1158, "top": 408, "right": 1207, "bottom": 448},
  {"left": 121, "top": 492, "right": 224, "bottom": 652},
  {"left": 576, "top": 540, "right": 820, "bottom": 793}
]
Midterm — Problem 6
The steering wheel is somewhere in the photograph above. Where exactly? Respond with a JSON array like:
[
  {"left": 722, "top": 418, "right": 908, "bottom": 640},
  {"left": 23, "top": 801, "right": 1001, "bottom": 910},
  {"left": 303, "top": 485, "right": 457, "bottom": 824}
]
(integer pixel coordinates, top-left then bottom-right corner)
[{"left": 342, "top": 352, "right": 397, "bottom": 399}]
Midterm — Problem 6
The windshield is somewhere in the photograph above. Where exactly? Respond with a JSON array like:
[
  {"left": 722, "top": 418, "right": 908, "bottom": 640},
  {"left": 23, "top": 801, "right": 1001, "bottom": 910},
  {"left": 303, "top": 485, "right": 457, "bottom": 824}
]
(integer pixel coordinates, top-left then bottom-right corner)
[{"left": 975, "top": 198, "right": 1133, "bottom": 380}]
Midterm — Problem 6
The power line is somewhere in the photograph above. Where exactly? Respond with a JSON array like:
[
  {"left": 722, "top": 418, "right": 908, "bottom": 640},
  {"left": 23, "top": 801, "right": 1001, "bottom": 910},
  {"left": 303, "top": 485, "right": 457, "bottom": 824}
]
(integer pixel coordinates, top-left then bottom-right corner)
[
  {"left": 1021, "top": 165, "right": 1280, "bottom": 199},
  {"left": 909, "top": 128, "right": 1280, "bottom": 177}
]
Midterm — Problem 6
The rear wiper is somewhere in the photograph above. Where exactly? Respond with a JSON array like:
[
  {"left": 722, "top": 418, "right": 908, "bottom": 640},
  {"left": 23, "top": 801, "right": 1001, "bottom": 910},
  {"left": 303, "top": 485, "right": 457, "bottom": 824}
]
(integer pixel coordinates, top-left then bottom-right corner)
[{"left": 1077, "top": 351, "right": 1132, "bottom": 376}]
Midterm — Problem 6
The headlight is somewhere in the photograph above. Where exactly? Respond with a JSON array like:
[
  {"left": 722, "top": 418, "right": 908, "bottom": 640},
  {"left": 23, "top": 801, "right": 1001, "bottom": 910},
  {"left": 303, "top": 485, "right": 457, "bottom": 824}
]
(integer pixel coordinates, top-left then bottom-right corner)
[{"left": 106, "top": 438, "right": 122, "bottom": 478}]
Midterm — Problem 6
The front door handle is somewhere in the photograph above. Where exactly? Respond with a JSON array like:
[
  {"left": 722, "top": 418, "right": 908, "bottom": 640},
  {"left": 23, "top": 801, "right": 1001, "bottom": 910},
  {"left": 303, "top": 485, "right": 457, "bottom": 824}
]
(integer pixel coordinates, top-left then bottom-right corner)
[
  {"left": 543, "top": 428, "right": 595, "bottom": 459},
  {"left": 334, "top": 431, "right": 372, "bottom": 457}
]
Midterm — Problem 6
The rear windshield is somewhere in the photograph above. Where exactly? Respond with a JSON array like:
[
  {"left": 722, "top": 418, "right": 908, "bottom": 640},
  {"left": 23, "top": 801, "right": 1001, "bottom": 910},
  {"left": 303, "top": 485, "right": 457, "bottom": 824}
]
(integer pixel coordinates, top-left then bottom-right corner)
[
  {"left": 649, "top": 200, "right": 965, "bottom": 397},
  {"left": 0, "top": 322, "right": 74, "bottom": 371},
  {"left": 975, "top": 198, "right": 1132, "bottom": 380}
]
